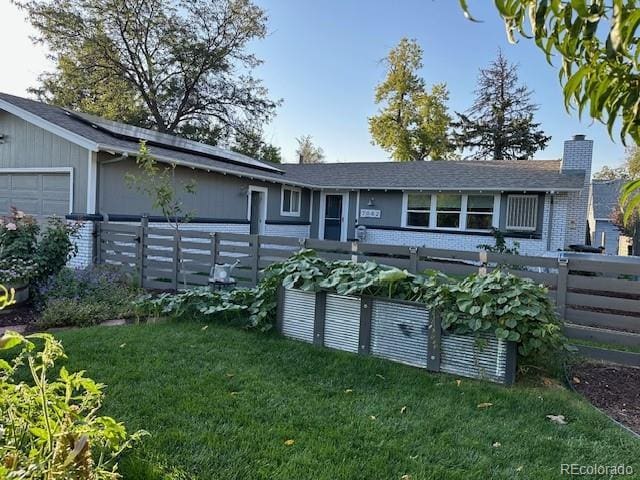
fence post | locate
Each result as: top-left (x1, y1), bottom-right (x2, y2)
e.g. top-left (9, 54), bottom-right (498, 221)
top-left (252, 234), bottom-right (260, 286)
top-left (351, 240), bottom-right (359, 263)
top-left (313, 291), bottom-right (327, 347)
top-left (138, 215), bottom-right (148, 288)
top-left (556, 255), bottom-right (569, 319)
top-left (478, 250), bottom-right (488, 276)
top-left (426, 310), bottom-right (442, 372)
top-left (173, 228), bottom-right (180, 291)
top-left (210, 232), bottom-right (218, 267)
top-left (358, 297), bottom-right (372, 354)
top-left (409, 247), bottom-right (418, 274)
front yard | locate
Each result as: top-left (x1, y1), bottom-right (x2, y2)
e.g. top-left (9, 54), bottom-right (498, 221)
top-left (55, 320), bottom-right (640, 480)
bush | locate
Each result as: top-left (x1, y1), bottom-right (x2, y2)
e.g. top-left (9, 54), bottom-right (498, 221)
top-left (37, 266), bottom-right (140, 328)
top-left (0, 330), bottom-right (147, 478)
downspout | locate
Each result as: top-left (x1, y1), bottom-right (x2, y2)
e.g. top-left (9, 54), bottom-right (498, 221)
top-left (546, 193), bottom-right (555, 251)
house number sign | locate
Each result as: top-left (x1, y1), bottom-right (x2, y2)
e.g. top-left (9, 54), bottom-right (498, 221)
top-left (360, 209), bottom-right (381, 218)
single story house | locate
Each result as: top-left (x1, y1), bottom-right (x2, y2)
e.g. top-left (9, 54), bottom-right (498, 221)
top-left (587, 179), bottom-right (630, 255)
top-left (0, 93), bottom-right (592, 267)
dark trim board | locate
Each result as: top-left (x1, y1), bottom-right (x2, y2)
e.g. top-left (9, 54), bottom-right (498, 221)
top-left (266, 220), bottom-right (311, 226)
top-left (360, 224), bottom-right (542, 240)
top-left (67, 213), bottom-right (249, 224)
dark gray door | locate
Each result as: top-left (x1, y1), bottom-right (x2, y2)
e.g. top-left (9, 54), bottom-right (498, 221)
top-left (324, 194), bottom-right (342, 241)
top-left (249, 191), bottom-right (264, 234)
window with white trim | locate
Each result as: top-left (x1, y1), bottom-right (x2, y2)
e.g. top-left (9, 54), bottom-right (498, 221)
top-left (281, 186), bottom-right (301, 216)
top-left (466, 195), bottom-right (494, 230)
top-left (505, 195), bottom-right (538, 231)
top-left (405, 193), bottom-right (431, 227)
top-left (436, 194), bottom-right (462, 228)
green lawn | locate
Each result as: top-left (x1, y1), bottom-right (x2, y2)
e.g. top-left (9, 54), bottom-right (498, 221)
top-left (53, 321), bottom-right (640, 480)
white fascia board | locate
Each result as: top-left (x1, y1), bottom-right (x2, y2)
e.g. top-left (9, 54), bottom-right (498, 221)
top-left (0, 99), bottom-right (98, 151)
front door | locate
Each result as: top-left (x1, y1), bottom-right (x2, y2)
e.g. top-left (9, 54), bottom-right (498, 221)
top-left (249, 190), bottom-right (265, 234)
top-left (323, 194), bottom-right (343, 240)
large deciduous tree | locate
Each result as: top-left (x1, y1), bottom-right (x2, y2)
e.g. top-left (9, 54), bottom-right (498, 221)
top-left (368, 38), bottom-right (455, 161)
top-left (232, 130), bottom-right (282, 164)
top-left (453, 50), bottom-right (550, 160)
top-left (14, 0), bottom-right (279, 144)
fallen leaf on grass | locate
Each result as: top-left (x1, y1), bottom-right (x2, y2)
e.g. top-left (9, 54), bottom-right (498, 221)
top-left (492, 442), bottom-right (501, 448)
top-left (344, 389), bottom-right (353, 394)
top-left (516, 466), bottom-right (523, 472)
top-left (284, 439), bottom-right (295, 446)
top-left (119, 343), bottom-right (126, 348)
top-left (230, 391), bottom-right (241, 396)
top-left (376, 374), bottom-right (385, 380)
top-left (401, 475), bottom-right (412, 480)
top-left (201, 325), bottom-right (208, 331)
top-left (546, 414), bottom-right (567, 425)
top-left (400, 406), bottom-right (408, 414)
top-left (477, 402), bottom-right (493, 409)
top-left (572, 376), bottom-right (581, 384)
top-left (456, 379), bottom-right (462, 387)
top-left (225, 373), bottom-right (234, 378)
top-left (409, 454), bottom-right (419, 460)
top-left (369, 415), bottom-right (377, 421)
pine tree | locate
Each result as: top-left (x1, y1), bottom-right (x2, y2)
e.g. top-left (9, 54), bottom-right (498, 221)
top-left (368, 38), bottom-right (455, 161)
top-left (453, 50), bottom-right (550, 160)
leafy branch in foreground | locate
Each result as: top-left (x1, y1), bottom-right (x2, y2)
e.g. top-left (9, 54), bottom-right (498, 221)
top-left (461, 1), bottom-right (640, 144)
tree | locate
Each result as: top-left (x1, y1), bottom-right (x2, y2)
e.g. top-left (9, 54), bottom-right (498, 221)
top-left (232, 130), bottom-right (282, 164)
top-left (593, 165), bottom-right (629, 181)
top-left (15, 0), bottom-right (279, 143)
top-left (368, 38), bottom-right (455, 161)
top-left (295, 135), bottom-right (325, 164)
top-left (453, 50), bottom-right (550, 160)
top-left (460, 1), bottom-right (640, 144)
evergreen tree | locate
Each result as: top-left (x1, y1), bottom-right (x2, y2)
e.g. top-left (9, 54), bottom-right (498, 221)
top-left (368, 38), bottom-right (455, 161)
top-left (232, 130), bottom-right (282, 164)
top-left (453, 50), bottom-right (550, 160)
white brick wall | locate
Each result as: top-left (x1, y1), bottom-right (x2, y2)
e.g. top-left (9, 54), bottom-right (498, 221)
top-left (561, 137), bottom-right (593, 247)
top-left (264, 223), bottom-right (310, 238)
top-left (68, 221), bottom-right (94, 268)
top-left (148, 222), bottom-right (250, 234)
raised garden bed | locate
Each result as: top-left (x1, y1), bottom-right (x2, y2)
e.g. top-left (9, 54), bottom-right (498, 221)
top-left (277, 288), bottom-right (517, 385)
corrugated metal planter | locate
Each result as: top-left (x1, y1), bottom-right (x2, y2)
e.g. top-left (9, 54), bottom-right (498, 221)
top-left (277, 288), bottom-right (517, 385)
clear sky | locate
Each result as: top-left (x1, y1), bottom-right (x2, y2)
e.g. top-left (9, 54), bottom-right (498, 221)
top-left (0, 0), bottom-right (628, 172)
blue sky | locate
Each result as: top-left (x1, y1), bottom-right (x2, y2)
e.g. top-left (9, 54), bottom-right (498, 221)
top-left (249, 0), bottom-right (626, 170)
top-left (0, 0), bottom-right (627, 172)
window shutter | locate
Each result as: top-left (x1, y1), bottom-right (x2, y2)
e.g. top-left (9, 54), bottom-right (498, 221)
top-left (506, 195), bottom-right (538, 231)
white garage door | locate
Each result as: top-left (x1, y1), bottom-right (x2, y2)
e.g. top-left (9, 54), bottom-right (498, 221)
top-left (0, 172), bottom-right (71, 223)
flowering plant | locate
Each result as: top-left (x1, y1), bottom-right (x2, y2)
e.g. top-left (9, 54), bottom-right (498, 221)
top-left (0, 207), bottom-right (39, 260)
top-left (0, 257), bottom-right (38, 284)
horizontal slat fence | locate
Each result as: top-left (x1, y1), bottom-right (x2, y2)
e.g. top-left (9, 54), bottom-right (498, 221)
top-left (96, 220), bottom-right (640, 366)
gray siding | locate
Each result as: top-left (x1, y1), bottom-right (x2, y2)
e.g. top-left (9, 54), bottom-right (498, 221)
top-left (0, 111), bottom-right (89, 212)
top-left (355, 191), bottom-right (403, 228)
top-left (98, 155), bottom-right (311, 222)
top-left (593, 220), bottom-right (621, 255)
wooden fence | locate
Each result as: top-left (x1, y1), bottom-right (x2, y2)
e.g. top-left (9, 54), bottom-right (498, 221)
top-left (96, 220), bottom-right (640, 367)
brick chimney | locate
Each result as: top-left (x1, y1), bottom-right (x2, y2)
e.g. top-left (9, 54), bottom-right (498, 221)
top-left (560, 134), bottom-right (593, 173)
top-left (559, 135), bottom-right (594, 248)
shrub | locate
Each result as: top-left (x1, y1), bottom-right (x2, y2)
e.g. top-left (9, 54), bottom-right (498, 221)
top-left (34, 216), bottom-right (80, 283)
top-left (0, 330), bottom-right (147, 478)
top-left (37, 266), bottom-right (140, 328)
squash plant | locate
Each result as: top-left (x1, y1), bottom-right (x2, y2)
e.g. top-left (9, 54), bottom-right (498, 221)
top-left (136, 250), bottom-right (569, 358)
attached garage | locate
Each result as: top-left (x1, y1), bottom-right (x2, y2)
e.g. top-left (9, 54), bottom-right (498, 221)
top-left (0, 169), bottom-right (72, 223)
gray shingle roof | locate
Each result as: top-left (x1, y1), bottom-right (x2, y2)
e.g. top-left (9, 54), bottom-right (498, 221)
top-left (279, 161), bottom-right (585, 191)
top-left (0, 92), bottom-right (586, 191)
top-left (591, 179), bottom-right (624, 219)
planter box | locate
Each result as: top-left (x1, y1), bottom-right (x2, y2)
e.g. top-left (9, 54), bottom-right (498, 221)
top-left (277, 288), bottom-right (517, 385)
